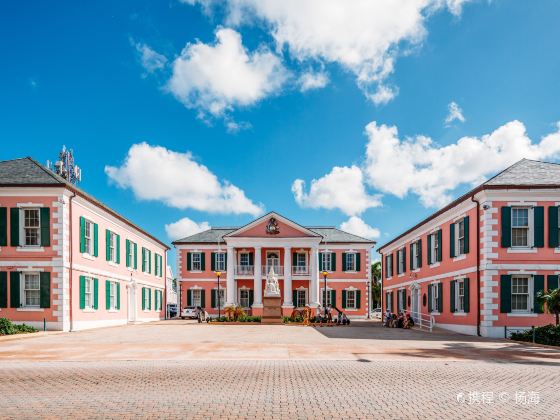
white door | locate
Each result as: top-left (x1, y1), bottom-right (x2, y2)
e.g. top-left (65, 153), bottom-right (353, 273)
top-left (411, 287), bottom-right (419, 322)
top-left (267, 252), bottom-right (280, 271)
top-left (128, 284), bottom-right (136, 322)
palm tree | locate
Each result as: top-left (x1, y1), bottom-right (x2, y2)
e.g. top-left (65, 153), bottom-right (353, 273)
top-left (537, 288), bottom-right (560, 325)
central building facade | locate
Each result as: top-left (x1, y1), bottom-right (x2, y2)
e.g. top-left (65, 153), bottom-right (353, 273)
top-left (173, 212), bottom-right (375, 317)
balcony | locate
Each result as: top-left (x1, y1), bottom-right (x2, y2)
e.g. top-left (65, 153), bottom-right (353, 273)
top-left (262, 265), bottom-right (284, 276)
top-left (292, 265), bottom-right (310, 276)
top-left (235, 265), bottom-right (254, 276)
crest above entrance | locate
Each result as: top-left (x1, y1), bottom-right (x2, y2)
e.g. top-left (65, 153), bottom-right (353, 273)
top-left (265, 217), bottom-right (280, 235)
top-left (224, 212), bottom-right (322, 238)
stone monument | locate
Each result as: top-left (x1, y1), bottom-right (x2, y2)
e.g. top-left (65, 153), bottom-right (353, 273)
top-left (262, 267), bottom-right (282, 324)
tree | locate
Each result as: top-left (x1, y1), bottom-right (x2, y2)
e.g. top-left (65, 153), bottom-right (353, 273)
top-left (537, 288), bottom-right (560, 326)
top-left (370, 262), bottom-right (381, 308)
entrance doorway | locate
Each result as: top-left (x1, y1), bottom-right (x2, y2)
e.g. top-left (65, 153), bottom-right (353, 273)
top-left (410, 284), bottom-right (420, 323)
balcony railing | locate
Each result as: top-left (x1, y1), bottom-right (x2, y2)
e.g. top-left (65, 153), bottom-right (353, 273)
top-left (292, 265), bottom-right (310, 275)
top-left (235, 265), bottom-right (254, 275)
top-left (262, 265), bottom-right (283, 276)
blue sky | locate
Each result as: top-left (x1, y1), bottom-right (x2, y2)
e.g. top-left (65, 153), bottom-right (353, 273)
top-left (1, 1), bottom-right (560, 270)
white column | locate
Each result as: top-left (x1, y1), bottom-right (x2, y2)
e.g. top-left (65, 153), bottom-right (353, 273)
top-left (226, 245), bottom-right (235, 306)
top-left (253, 246), bottom-right (262, 307)
top-left (283, 246), bottom-right (293, 307)
top-left (310, 246), bottom-right (319, 307)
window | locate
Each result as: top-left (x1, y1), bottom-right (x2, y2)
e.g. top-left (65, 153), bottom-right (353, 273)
top-left (84, 219), bottom-right (94, 255)
top-left (457, 219), bottom-right (465, 255)
top-left (192, 253), bottom-right (202, 271)
top-left (109, 281), bottom-right (117, 310)
top-left (411, 242), bottom-right (418, 270)
top-left (296, 289), bottom-right (307, 308)
top-left (85, 277), bottom-right (94, 309)
top-left (215, 253), bottom-right (226, 271)
top-left (398, 289), bottom-right (404, 312)
top-left (322, 253), bottom-right (332, 271)
top-left (144, 288), bottom-right (151, 310)
top-left (386, 255), bottom-right (393, 278)
top-left (127, 241), bottom-right (134, 268)
top-left (431, 283), bottom-right (439, 313)
top-left (23, 208), bottom-right (40, 246)
top-left (430, 233), bottom-right (438, 264)
top-left (511, 276), bottom-right (530, 312)
top-left (143, 248), bottom-right (151, 273)
top-left (321, 289), bottom-right (333, 306)
top-left (239, 289), bottom-right (250, 308)
top-left (386, 292), bottom-right (392, 311)
top-left (108, 231), bottom-right (117, 263)
top-left (397, 249), bottom-right (405, 274)
top-left (511, 208), bottom-right (529, 247)
top-left (346, 290), bottom-right (357, 309)
top-left (192, 289), bottom-right (202, 307)
top-left (239, 253), bottom-right (250, 266)
top-left (215, 289), bottom-right (225, 309)
top-left (456, 279), bottom-right (465, 312)
top-left (23, 273), bottom-right (40, 307)
top-left (346, 253), bottom-right (356, 271)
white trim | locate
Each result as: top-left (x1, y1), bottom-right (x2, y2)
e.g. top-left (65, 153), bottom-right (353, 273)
top-left (225, 212), bottom-right (321, 238)
top-left (72, 263), bottom-right (164, 289)
top-left (82, 253), bottom-right (95, 261)
top-left (507, 248), bottom-right (537, 253)
top-left (507, 313), bottom-right (538, 317)
top-left (16, 247), bottom-right (44, 252)
top-left (17, 202), bottom-right (45, 208)
top-left (452, 254), bottom-right (466, 262)
top-left (383, 266), bottom-right (477, 291)
top-left (452, 312), bottom-right (467, 317)
top-left (16, 307), bottom-right (44, 312)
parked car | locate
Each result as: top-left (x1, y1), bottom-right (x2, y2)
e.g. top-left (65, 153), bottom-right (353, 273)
top-left (167, 304), bottom-right (178, 318)
top-left (371, 308), bottom-right (382, 319)
top-left (181, 306), bottom-right (197, 319)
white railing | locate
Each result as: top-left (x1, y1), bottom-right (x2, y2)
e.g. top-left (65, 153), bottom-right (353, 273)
top-left (262, 265), bottom-right (283, 276)
top-left (235, 265), bottom-right (254, 275)
top-left (292, 266), bottom-right (310, 275)
top-left (410, 311), bottom-right (435, 332)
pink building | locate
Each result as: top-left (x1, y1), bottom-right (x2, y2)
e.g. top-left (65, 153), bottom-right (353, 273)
top-left (173, 212), bottom-right (375, 318)
top-left (378, 159), bottom-right (560, 337)
top-left (0, 158), bottom-right (168, 331)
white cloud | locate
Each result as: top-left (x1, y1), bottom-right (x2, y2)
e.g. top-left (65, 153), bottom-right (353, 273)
top-left (165, 217), bottom-right (210, 240)
top-left (367, 84), bottom-right (398, 106)
top-left (298, 70), bottom-right (329, 92)
top-left (135, 43), bottom-right (167, 73)
top-left (292, 165), bottom-right (382, 216)
top-left (167, 28), bottom-right (288, 117)
top-left (339, 216), bottom-right (380, 240)
top-left (105, 142), bottom-right (264, 216)
top-left (186, 0), bottom-right (471, 105)
top-left (445, 101), bottom-right (466, 125)
top-left (363, 120), bottom-right (560, 208)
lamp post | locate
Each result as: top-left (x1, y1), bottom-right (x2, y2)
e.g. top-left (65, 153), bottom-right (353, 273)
top-left (215, 271), bottom-right (222, 319)
top-left (322, 270), bottom-right (328, 317)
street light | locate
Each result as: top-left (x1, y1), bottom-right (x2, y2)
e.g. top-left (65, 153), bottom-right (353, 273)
top-left (322, 270), bottom-right (328, 317)
top-left (215, 270), bottom-right (222, 319)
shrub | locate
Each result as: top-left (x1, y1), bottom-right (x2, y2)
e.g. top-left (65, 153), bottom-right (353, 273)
top-left (0, 318), bottom-right (38, 335)
top-left (510, 324), bottom-right (560, 347)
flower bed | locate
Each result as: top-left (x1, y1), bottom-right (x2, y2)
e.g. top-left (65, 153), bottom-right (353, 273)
top-left (510, 324), bottom-right (560, 347)
top-left (0, 318), bottom-right (38, 336)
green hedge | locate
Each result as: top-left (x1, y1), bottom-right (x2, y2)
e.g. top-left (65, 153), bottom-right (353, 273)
top-left (210, 315), bottom-right (261, 323)
top-left (510, 324), bottom-right (560, 347)
top-left (0, 318), bottom-right (38, 335)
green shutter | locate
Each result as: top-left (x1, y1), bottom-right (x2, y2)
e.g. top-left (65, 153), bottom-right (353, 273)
top-left (427, 234), bottom-right (432, 265)
top-left (10, 271), bottom-right (20, 308)
top-left (501, 207), bottom-right (511, 248)
top-left (341, 290), bottom-right (347, 309)
top-left (390, 255), bottom-right (394, 276)
top-left (385, 255), bottom-right (389, 278)
top-left (292, 290), bottom-right (297, 307)
top-left (126, 240), bottom-right (130, 267)
top-left (116, 235), bottom-right (120, 264)
top-left (437, 283), bottom-right (443, 313)
top-left (133, 243), bottom-right (138, 269)
top-left (292, 252), bottom-right (297, 267)
top-left (402, 247), bottom-right (406, 273)
top-left (93, 278), bottom-right (99, 310)
top-left (331, 290), bottom-right (336, 307)
top-left (331, 252), bottom-right (336, 271)
top-left (356, 290), bottom-right (361, 309)
top-left (142, 287), bottom-right (146, 310)
top-left (548, 206), bottom-right (559, 248)
top-left (341, 252), bottom-right (347, 272)
top-left (39, 272), bottom-right (50, 308)
top-left (409, 244), bottom-right (414, 269)
top-left (548, 275), bottom-right (559, 291)
top-left (149, 250), bottom-right (152, 273)
top-left (200, 290), bottom-right (205, 308)
top-left (463, 216), bottom-right (470, 254)
top-left (0, 207), bottom-right (7, 246)
top-left (437, 229), bottom-right (443, 262)
top-left (40, 207), bottom-right (50, 246)
top-left (10, 208), bottom-right (19, 246)
top-left (463, 278), bottom-right (470, 313)
top-left (79, 217), bottom-right (86, 253)
top-left (105, 230), bottom-right (111, 261)
top-left (534, 275), bottom-right (544, 313)
top-left (356, 252), bottom-right (361, 272)
top-left (148, 289), bottom-right (152, 310)
top-left (500, 275), bottom-right (511, 313)
top-left (93, 223), bottom-right (98, 257)
top-left (79, 276), bottom-right (86, 309)
top-left (534, 206), bottom-right (544, 248)
top-left (116, 282), bottom-right (120, 310)
top-left (449, 223), bottom-right (455, 258)
top-left (186, 252), bottom-right (191, 271)
top-left (249, 252), bottom-right (254, 266)
top-left (142, 248), bottom-right (146, 272)
top-left (200, 253), bottom-right (205, 271)
top-left (417, 240), bottom-right (422, 268)
top-left (211, 253), bottom-right (216, 271)
top-left (0, 272), bottom-right (7, 308)
top-left (428, 284), bottom-right (432, 312)
top-left (450, 280), bottom-right (456, 313)
top-left (211, 289), bottom-right (216, 308)
top-left (318, 253), bottom-right (324, 271)
top-left (106, 280), bottom-right (111, 310)
top-left (187, 289), bottom-right (192, 307)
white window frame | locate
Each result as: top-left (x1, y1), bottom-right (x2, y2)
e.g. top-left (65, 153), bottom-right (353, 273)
top-left (431, 283), bottom-right (440, 313)
top-left (84, 219), bottom-right (94, 255)
top-left (239, 252), bottom-right (250, 266)
top-left (191, 288), bottom-right (202, 307)
top-left (346, 253), bottom-right (357, 272)
top-left (239, 288), bottom-right (250, 308)
top-left (296, 289), bottom-right (307, 308)
top-left (127, 241), bottom-right (134, 268)
top-left (143, 249), bottom-right (150, 272)
top-left (455, 278), bottom-right (465, 313)
top-left (397, 249), bottom-right (405, 274)
top-left (511, 276), bottom-right (532, 313)
top-left (21, 208), bottom-right (41, 247)
top-left (386, 255), bottom-right (393, 278)
top-left (321, 288), bottom-right (333, 306)
top-left (215, 252), bottom-right (226, 271)
top-left (346, 289), bottom-right (357, 309)
top-left (455, 219), bottom-right (465, 256)
top-left (214, 288), bottom-right (225, 309)
top-left (144, 287), bottom-right (150, 310)
top-left (322, 252), bottom-right (332, 272)
top-left (191, 252), bottom-right (202, 272)
top-left (411, 242), bottom-right (418, 270)
top-left (386, 292), bottom-right (392, 311)
top-left (22, 272), bottom-right (40, 308)
top-left (398, 289), bottom-right (404, 312)
top-left (85, 277), bottom-right (94, 310)
top-left (108, 281), bottom-right (117, 310)
top-left (430, 233), bottom-right (439, 264)
top-left (108, 231), bottom-right (117, 263)
top-left (511, 207), bottom-right (533, 248)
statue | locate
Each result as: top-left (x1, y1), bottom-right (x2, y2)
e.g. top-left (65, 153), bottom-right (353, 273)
top-left (264, 266), bottom-right (281, 297)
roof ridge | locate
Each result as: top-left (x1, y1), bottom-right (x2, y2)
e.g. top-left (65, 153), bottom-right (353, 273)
top-left (26, 157), bottom-right (67, 184)
top-left (482, 158), bottom-right (524, 185)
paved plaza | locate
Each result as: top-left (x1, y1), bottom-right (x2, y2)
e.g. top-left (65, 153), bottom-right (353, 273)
top-left (1, 321), bottom-right (559, 419)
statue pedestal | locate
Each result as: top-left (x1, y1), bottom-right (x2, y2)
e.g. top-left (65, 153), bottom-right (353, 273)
top-left (262, 296), bottom-right (283, 324)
